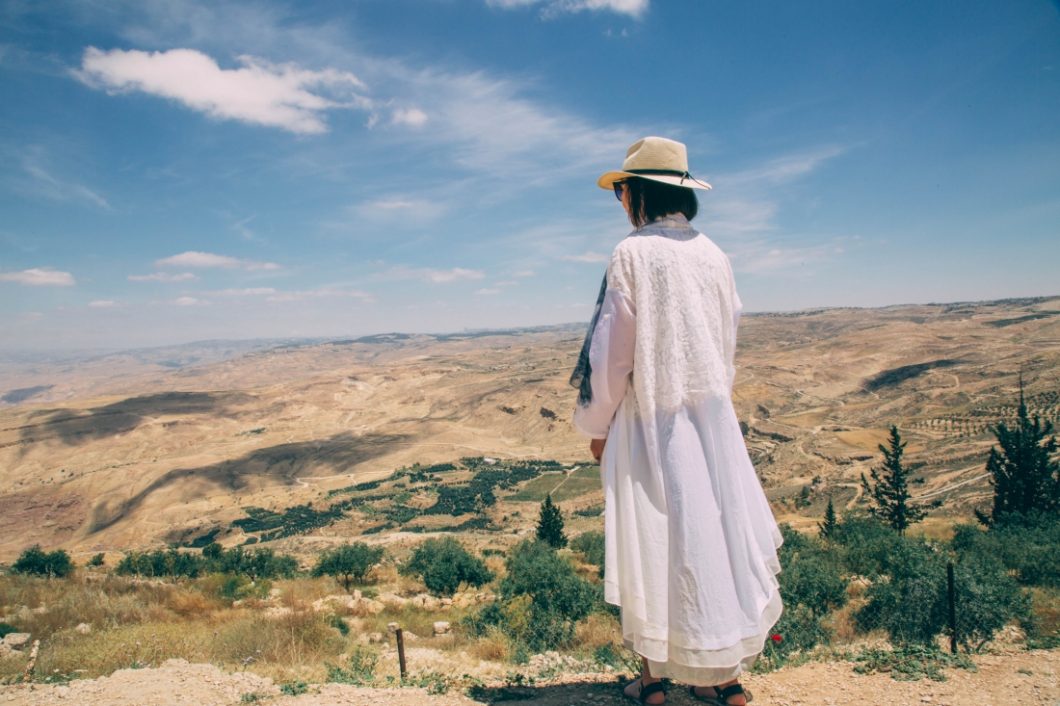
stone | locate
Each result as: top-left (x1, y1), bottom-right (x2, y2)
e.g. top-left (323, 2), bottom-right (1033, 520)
top-left (433, 621), bottom-right (451, 636)
top-left (2, 633), bottom-right (31, 650)
top-left (74, 623), bottom-right (91, 635)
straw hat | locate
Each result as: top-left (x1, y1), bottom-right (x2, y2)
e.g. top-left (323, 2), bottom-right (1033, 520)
top-left (597, 136), bottom-right (711, 191)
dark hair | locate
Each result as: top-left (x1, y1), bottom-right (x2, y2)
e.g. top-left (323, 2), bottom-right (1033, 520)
top-left (624, 177), bottom-right (698, 228)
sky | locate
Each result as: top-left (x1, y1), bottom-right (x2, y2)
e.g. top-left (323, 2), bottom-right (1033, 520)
top-left (1, 0), bottom-right (1058, 352)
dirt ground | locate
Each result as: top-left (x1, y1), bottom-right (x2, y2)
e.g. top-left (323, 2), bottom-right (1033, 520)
top-left (2, 649), bottom-right (1057, 706)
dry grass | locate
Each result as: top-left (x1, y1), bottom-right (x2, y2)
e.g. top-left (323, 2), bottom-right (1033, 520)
top-left (573, 612), bottom-right (621, 654)
top-left (1029, 586), bottom-right (1060, 638)
top-left (465, 625), bottom-right (511, 662)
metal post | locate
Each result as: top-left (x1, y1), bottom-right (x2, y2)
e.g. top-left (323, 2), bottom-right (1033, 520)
top-left (947, 562), bottom-right (957, 654)
top-left (396, 627), bottom-right (408, 679)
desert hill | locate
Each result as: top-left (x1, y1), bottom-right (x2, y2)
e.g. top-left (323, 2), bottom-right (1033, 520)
top-left (0, 297), bottom-right (1057, 561)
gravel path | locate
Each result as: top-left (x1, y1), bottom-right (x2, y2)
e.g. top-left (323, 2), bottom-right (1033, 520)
top-left (1, 650), bottom-right (1057, 705)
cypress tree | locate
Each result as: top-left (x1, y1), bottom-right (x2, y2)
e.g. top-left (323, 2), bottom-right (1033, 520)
top-left (976, 377), bottom-right (1059, 526)
top-left (536, 493), bottom-right (568, 548)
top-left (860, 425), bottom-right (925, 535)
top-left (819, 496), bottom-right (839, 540)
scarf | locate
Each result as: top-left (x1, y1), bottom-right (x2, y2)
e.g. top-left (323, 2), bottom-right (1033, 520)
top-left (569, 273), bottom-right (608, 405)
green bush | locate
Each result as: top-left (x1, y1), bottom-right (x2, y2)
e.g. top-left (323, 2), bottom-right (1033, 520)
top-left (950, 551), bottom-right (1032, 651)
top-left (467, 539), bottom-right (597, 653)
top-left (756, 604), bottom-right (828, 670)
top-left (313, 543), bottom-right (384, 592)
top-left (831, 515), bottom-right (904, 577)
top-left (855, 539), bottom-right (947, 645)
top-left (952, 517), bottom-right (1060, 586)
top-left (12, 545), bottom-right (73, 578)
top-left (401, 537), bottom-right (492, 597)
top-left (570, 531), bottom-right (604, 577)
top-left (778, 527), bottom-right (848, 618)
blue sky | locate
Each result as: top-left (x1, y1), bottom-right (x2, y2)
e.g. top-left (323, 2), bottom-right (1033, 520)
top-left (1, 0), bottom-right (1058, 351)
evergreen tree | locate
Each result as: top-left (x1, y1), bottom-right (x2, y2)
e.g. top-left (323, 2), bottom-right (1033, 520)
top-left (536, 493), bottom-right (568, 548)
top-left (976, 377), bottom-right (1059, 526)
top-left (818, 496), bottom-right (838, 540)
top-left (313, 543), bottom-right (384, 592)
top-left (860, 425), bottom-right (925, 535)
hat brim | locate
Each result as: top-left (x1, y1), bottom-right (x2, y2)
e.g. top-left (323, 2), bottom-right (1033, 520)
top-left (597, 170), bottom-right (712, 191)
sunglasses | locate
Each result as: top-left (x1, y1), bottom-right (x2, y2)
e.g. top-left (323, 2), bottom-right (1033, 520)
top-left (613, 181), bottom-right (626, 201)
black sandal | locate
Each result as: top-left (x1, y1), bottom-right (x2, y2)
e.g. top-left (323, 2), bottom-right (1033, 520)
top-left (689, 682), bottom-right (753, 704)
top-left (624, 678), bottom-right (667, 704)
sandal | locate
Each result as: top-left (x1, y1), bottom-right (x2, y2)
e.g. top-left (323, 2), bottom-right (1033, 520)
top-left (688, 682), bottom-right (753, 705)
top-left (624, 678), bottom-right (667, 704)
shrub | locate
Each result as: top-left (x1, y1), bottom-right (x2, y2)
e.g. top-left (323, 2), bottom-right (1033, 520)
top-left (855, 539), bottom-right (947, 645)
top-left (756, 604), bottom-right (828, 670)
top-left (313, 543), bottom-right (384, 592)
top-left (778, 528), bottom-right (848, 618)
top-left (401, 538), bottom-right (492, 597)
top-left (570, 531), bottom-right (604, 578)
top-left (950, 551), bottom-right (1032, 651)
top-left (831, 515), bottom-right (904, 577)
top-left (952, 516), bottom-right (1060, 586)
top-left (467, 539), bottom-right (597, 653)
top-left (87, 553), bottom-right (105, 567)
top-left (12, 545), bottom-right (73, 578)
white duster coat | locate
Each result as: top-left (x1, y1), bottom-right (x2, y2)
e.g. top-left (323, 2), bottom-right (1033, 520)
top-left (573, 214), bottom-right (783, 684)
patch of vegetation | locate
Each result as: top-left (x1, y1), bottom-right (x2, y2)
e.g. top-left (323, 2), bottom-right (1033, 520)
top-left (851, 644), bottom-right (976, 681)
top-left (12, 545), bottom-right (73, 578)
top-left (401, 537), bottom-right (493, 596)
top-left (312, 543), bottom-right (385, 592)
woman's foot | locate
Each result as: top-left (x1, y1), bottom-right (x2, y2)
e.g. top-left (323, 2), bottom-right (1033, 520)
top-left (623, 676), bottom-right (666, 704)
top-left (690, 679), bottom-right (750, 705)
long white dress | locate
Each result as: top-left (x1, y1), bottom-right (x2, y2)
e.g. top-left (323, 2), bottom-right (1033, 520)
top-left (572, 213), bottom-right (783, 685)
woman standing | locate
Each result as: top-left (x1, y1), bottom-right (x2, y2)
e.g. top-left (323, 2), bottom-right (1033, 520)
top-left (571, 137), bottom-right (783, 705)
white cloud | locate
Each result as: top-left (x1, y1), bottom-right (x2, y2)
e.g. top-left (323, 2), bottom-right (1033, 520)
top-left (351, 196), bottom-right (447, 226)
top-left (88, 299), bottom-right (119, 308)
top-left (475, 287), bottom-right (502, 296)
top-left (76, 47), bottom-right (371, 134)
top-left (379, 265), bottom-right (486, 284)
top-left (173, 296), bottom-right (207, 306)
top-left (209, 287), bottom-right (277, 296)
top-left (128, 271), bottom-right (199, 282)
top-left (391, 107), bottom-right (428, 127)
top-left (723, 146), bottom-right (845, 187)
top-left (0, 267), bottom-right (76, 286)
top-left (559, 251), bottom-right (609, 264)
top-left (155, 251), bottom-right (280, 270)
top-left (487, 0), bottom-right (648, 18)
top-left (265, 287), bottom-right (374, 303)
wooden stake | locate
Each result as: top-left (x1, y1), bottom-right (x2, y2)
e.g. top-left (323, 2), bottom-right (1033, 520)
top-left (396, 627), bottom-right (407, 680)
top-left (947, 561), bottom-right (958, 654)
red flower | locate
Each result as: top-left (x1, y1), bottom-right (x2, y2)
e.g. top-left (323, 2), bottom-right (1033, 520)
top-left (770, 634), bottom-right (782, 643)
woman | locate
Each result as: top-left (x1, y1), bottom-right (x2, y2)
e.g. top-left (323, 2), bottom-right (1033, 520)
top-left (571, 137), bottom-right (783, 705)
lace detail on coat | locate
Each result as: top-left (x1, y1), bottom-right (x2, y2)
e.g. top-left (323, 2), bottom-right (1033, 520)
top-left (608, 214), bottom-right (741, 415)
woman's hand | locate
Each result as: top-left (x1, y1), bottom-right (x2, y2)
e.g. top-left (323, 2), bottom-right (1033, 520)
top-left (590, 437), bottom-right (606, 462)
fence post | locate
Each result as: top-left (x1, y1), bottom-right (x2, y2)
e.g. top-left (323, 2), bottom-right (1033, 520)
top-left (947, 561), bottom-right (957, 654)
top-left (396, 627), bottom-right (408, 680)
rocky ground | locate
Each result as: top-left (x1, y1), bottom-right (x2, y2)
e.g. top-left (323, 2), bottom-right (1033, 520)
top-left (1, 649), bottom-right (1056, 706)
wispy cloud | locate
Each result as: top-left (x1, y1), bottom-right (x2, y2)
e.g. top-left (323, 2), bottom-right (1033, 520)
top-left (390, 107), bottom-right (428, 127)
top-left (265, 287), bottom-right (374, 303)
top-left (0, 267), bottom-right (76, 286)
top-left (486, 0), bottom-right (648, 19)
top-left (76, 47), bottom-right (371, 134)
top-left (558, 251), bottom-right (609, 264)
top-left (19, 151), bottom-right (111, 210)
top-left (88, 299), bottom-right (119, 308)
top-left (155, 251), bottom-right (280, 270)
top-left (722, 145), bottom-right (845, 187)
top-left (208, 287), bottom-right (277, 296)
top-left (378, 265), bottom-right (486, 284)
top-left (173, 296), bottom-right (208, 306)
top-left (128, 271), bottom-right (199, 282)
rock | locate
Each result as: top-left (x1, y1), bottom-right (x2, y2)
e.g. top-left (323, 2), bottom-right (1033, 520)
top-left (352, 589), bottom-right (362, 600)
top-left (433, 621), bottom-right (451, 636)
top-left (74, 623), bottom-right (91, 635)
top-left (387, 622), bottom-right (400, 634)
top-left (2, 633), bottom-right (31, 650)
top-left (268, 588), bottom-right (282, 600)
top-left (368, 632), bottom-right (385, 644)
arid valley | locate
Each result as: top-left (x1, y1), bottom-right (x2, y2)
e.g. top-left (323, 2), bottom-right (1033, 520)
top-left (1, 296), bottom-right (1058, 705)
